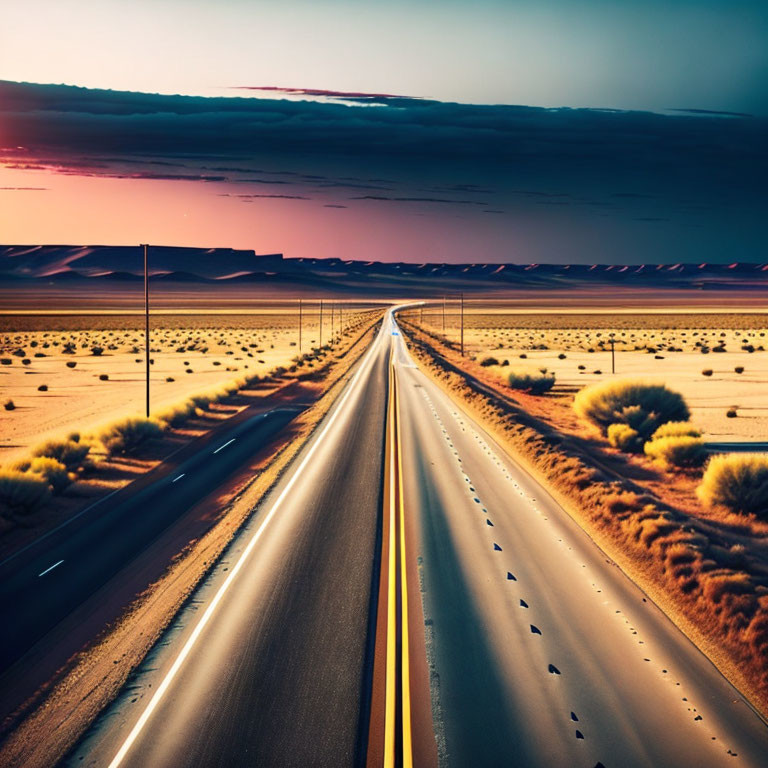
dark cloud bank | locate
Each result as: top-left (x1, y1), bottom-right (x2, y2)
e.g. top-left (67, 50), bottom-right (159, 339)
top-left (1, 80), bottom-right (766, 263)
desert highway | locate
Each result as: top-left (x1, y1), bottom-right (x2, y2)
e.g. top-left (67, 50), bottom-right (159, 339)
top-left (67, 309), bottom-right (768, 767)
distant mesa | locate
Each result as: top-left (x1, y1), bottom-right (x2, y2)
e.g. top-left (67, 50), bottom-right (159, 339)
top-left (0, 245), bottom-right (767, 298)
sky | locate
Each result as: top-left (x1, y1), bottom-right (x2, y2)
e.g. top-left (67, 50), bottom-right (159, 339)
top-left (1, 0), bottom-right (767, 263)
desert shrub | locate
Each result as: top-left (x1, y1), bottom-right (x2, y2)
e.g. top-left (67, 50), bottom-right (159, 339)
top-left (697, 454), bottom-right (768, 518)
top-left (726, 408), bottom-right (738, 418)
top-left (99, 374), bottom-right (109, 381)
top-left (480, 356), bottom-right (499, 367)
top-left (66, 361), bottom-right (77, 369)
top-left (96, 417), bottom-right (162, 456)
top-left (650, 421), bottom-right (701, 441)
top-left (90, 346), bottom-right (104, 356)
top-left (507, 370), bottom-right (555, 395)
top-left (27, 457), bottom-right (72, 493)
top-left (735, 366), bottom-right (744, 374)
top-left (190, 393), bottom-right (213, 410)
top-left (573, 379), bottom-right (689, 440)
top-left (644, 435), bottom-right (707, 470)
top-left (702, 369), bottom-right (713, 377)
top-left (153, 400), bottom-right (197, 428)
top-left (0, 470), bottom-right (51, 516)
top-left (37, 384), bottom-right (48, 391)
top-left (1, 358), bottom-right (11, 365)
top-left (4, 399), bottom-right (15, 411)
top-left (166, 376), bottom-right (175, 382)
top-left (31, 438), bottom-right (90, 470)
top-left (607, 423), bottom-right (643, 452)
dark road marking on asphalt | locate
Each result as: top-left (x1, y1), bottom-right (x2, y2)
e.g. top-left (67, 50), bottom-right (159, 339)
top-left (548, 664), bottom-right (561, 675)
top-left (530, 625), bottom-right (541, 635)
top-left (486, 519), bottom-right (494, 526)
top-left (576, 730), bottom-right (584, 740)
top-left (507, 572), bottom-right (516, 580)
top-left (493, 543), bottom-right (502, 551)
top-left (520, 599), bottom-right (528, 607)
top-left (38, 559), bottom-right (64, 577)
top-left (571, 711), bottom-right (579, 721)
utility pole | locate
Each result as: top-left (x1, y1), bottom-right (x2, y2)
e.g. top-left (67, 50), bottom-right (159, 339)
top-left (319, 299), bottom-right (323, 347)
top-left (299, 298), bottom-right (302, 353)
top-left (460, 292), bottom-right (464, 356)
top-left (610, 335), bottom-right (616, 374)
top-left (142, 243), bottom-right (150, 418)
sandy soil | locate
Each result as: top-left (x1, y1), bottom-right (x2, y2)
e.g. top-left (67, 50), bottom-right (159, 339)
top-left (0, 311), bottom-right (369, 463)
top-left (418, 312), bottom-right (768, 442)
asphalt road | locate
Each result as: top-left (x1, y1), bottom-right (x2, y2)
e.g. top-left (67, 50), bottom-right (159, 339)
top-left (0, 406), bottom-right (302, 674)
top-left (69, 314), bottom-right (394, 768)
top-left (391, 321), bottom-right (768, 767)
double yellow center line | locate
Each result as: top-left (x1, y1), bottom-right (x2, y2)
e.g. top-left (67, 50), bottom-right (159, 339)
top-left (383, 356), bottom-right (413, 768)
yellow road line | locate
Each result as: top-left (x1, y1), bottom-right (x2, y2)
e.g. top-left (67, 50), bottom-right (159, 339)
top-left (395, 365), bottom-right (414, 768)
top-left (384, 359), bottom-right (397, 768)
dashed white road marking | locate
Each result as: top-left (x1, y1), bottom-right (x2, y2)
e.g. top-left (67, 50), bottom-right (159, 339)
top-left (38, 560), bottom-right (64, 577)
top-left (213, 438), bottom-right (236, 454)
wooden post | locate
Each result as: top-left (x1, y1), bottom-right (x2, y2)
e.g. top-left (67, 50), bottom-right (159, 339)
top-left (143, 244), bottom-right (150, 418)
top-left (319, 299), bottom-right (323, 347)
top-left (299, 298), bottom-right (302, 353)
top-left (442, 295), bottom-right (446, 333)
top-left (460, 292), bottom-right (464, 356)
top-left (610, 337), bottom-right (616, 374)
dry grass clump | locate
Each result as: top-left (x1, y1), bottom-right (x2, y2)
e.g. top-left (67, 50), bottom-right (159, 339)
top-left (698, 454), bottom-right (768, 518)
top-left (650, 421), bottom-right (701, 440)
top-left (96, 417), bottom-right (163, 456)
top-left (573, 379), bottom-right (689, 441)
top-left (24, 457), bottom-right (72, 494)
top-left (506, 369), bottom-right (555, 395)
top-left (644, 435), bottom-right (707, 470)
top-left (31, 437), bottom-right (90, 471)
top-left (152, 401), bottom-right (198, 429)
top-left (0, 470), bottom-right (51, 516)
top-left (607, 423), bottom-right (643, 452)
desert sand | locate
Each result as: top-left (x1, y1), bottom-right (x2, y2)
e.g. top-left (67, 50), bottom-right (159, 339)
top-left (0, 310), bottom-right (366, 463)
top-left (421, 311), bottom-right (768, 442)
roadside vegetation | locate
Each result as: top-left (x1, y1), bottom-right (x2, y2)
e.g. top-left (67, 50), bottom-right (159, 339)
top-left (698, 454), bottom-right (768, 517)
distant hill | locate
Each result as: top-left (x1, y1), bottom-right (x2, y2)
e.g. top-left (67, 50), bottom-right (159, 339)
top-left (1, 245), bottom-right (767, 301)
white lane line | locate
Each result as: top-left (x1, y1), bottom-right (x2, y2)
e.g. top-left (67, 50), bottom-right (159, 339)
top-left (38, 559), bottom-right (64, 577)
top-left (107, 313), bottom-right (388, 768)
top-left (172, 474), bottom-right (185, 483)
top-left (213, 438), bottom-right (236, 454)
